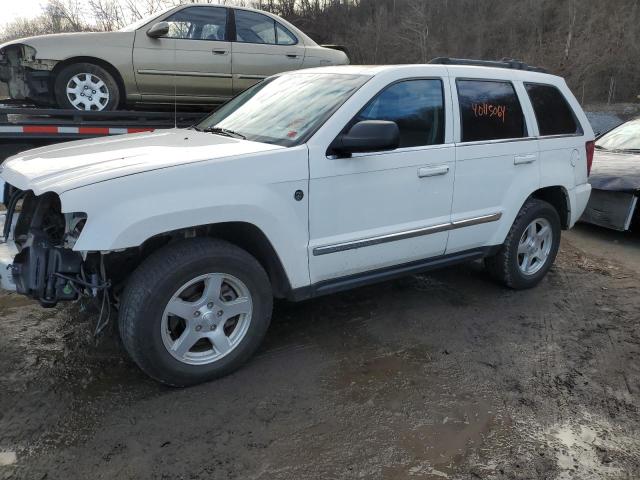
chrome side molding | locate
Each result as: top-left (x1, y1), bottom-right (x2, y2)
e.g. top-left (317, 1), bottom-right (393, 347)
top-left (313, 212), bottom-right (502, 256)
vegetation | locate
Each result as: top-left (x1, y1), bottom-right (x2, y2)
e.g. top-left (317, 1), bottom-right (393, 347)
top-left (1, 0), bottom-right (639, 103)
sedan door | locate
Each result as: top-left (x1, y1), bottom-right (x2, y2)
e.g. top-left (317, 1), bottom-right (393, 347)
top-left (133, 6), bottom-right (232, 103)
top-left (231, 9), bottom-right (304, 94)
top-left (308, 77), bottom-right (456, 284)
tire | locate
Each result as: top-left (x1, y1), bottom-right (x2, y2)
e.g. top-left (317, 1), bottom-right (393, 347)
top-left (118, 238), bottom-right (273, 387)
top-left (485, 198), bottom-right (561, 290)
top-left (54, 62), bottom-right (120, 111)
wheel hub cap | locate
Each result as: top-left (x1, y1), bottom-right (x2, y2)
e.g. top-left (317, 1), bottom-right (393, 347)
top-left (66, 73), bottom-right (110, 111)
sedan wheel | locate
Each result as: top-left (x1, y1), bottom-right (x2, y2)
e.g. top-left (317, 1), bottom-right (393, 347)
top-left (66, 73), bottom-right (110, 111)
top-left (54, 62), bottom-right (120, 111)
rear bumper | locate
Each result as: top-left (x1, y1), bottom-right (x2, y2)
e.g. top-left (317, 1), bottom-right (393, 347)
top-left (0, 214), bottom-right (18, 292)
top-left (569, 183), bottom-right (592, 227)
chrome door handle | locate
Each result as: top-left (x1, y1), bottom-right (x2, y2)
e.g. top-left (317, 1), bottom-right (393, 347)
top-left (514, 154), bottom-right (537, 165)
top-left (417, 165), bottom-right (449, 178)
top-left (212, 50), bottom-right (228, 55)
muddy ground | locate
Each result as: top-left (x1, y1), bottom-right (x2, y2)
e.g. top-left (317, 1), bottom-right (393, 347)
top-left (0, 225), bottom-right (639, 480)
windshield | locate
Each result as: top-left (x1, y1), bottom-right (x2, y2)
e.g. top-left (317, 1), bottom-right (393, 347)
top-left (596, 119), bottom-right (640, 152)
top-left (119, 8), bottom-right (173, 32)
top-left (195, 73), bottom-right (369, 146)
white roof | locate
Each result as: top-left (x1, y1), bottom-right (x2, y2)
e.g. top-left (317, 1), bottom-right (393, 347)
top-left (291, 64), bottom-right (562, 83)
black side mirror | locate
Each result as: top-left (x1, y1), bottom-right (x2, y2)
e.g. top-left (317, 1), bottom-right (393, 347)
top-left (329, 120), bottom-right (400, 157)
top-left (147, 21), bottom-right (170, 38)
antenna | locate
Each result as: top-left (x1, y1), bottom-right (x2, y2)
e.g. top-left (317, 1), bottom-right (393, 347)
top-left (174, 38), bottom-right (177, 129)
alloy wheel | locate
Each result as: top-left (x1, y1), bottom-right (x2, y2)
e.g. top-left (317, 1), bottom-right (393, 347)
top-left (161, 273), bottom-right (253, 365)
top-left (517, 217), bottom-right (553, 275)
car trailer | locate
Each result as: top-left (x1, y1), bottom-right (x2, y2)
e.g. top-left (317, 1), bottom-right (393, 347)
top-left (0, 103), bottom-right (205, 203)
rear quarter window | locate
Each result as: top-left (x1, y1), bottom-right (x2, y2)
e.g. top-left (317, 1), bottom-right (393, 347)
top-left (457, 79), bottom-right (527, 142)
top-left (525, 83), bottom-right (583, 136)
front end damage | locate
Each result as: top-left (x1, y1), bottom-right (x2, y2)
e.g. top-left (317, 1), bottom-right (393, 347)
top-left (1, 186), bottom-right (103, 307)
top-left (0, 43), bottom-right (57, 105)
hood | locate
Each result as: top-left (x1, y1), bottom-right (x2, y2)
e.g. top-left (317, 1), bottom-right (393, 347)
top-left (589, 150), bottom-right (640, 193)
top-left (0, 31), bottom-right (133, 57)
top-left (0, 129), bottom-right (284, 195)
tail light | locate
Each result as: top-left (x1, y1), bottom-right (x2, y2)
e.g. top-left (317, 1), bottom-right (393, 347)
top-left (585, 140), bottom-right (595, 176)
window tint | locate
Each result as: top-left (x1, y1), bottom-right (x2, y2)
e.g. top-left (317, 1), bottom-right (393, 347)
top-left (276, 23), bottom-right (297, 45)
top-left (354, 79), bottom-right (445, 148)
top-left (525, 83), bottom-right (581, 136)
top-left (457, 80), bottom-right (526, 142)
top-left (164, 6), bottom-right (227, 41)
top-left (235, 10), bottom-right (297, 45)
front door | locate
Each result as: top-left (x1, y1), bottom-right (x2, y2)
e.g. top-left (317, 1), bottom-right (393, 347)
top-left (308, 78), bottom-right (456, 284)
top-left (231, 9), bottom-right (304, 94)
top-left (133, 6), bottom-right (232, 102)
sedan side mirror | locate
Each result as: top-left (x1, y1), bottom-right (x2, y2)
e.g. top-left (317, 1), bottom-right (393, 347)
top-left (329, 120), bottom-right (400, 157)
top-left (147, 21), bottom-right (170, 38)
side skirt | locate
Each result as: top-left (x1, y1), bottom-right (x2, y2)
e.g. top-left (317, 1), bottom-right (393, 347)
top-left (288, 246), bottom-right (500, 301)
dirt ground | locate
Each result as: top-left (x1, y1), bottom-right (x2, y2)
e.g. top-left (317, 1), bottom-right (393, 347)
top-left (0, 225), bottom-right (639, 480)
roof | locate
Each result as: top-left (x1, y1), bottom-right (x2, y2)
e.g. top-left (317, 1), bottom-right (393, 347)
top-left (287, 64), bottom-right (562, 82)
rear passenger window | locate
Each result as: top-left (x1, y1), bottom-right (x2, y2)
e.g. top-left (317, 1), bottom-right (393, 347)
top-left (355, 79), bottom-right (445, 148)
top-left (457, 79), bottom-right (526, 142)
top-left (525, 83), bottom-right (582, 136)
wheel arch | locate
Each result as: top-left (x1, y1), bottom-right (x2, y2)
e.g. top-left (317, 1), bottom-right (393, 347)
top-left (531, 186), bottom-right (570, 229)
top-left (136, 222), bottom-right (293, 299)
top-left (51, 56), bottom-right (127, 107)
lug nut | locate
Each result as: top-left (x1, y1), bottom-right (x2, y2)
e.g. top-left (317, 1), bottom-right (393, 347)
top-left (217, 310), bottom-right (223, 317)
top-left (194, 311), bottom-right (201, 317)
top-left (207, 302), bottom-right (214, 308)
top-left (195, 325), bottom-right (202, 331)
top-left (210, 325), bottom-right (216, 331)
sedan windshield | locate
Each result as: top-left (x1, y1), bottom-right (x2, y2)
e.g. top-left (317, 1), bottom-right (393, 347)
top-left (596, 119), bottom-right (640, 152)
top-left (195, 73), bottom-right (369, 146)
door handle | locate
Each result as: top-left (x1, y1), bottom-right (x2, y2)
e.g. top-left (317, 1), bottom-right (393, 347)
top-left (212, 49), bottom-right (228, 55)
top-left (286, 54), bottom-right (299, 58)
top-left (514, 154), bottom-right (537, 165)
top-left (417, 165), bottom-right (449, 178)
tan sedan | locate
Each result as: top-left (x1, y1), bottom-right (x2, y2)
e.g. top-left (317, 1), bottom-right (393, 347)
top-left (0, 5), bottom-right (349, 111)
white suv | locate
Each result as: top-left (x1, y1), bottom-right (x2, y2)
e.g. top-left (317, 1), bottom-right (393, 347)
top-left (0, 59), bottom-right (593, 386)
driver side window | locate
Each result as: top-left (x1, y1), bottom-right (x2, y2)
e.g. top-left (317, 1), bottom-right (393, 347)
top-left (355, 79), bottom-right (445, 148)
top-left (163, 6), bottom-right (227, 41)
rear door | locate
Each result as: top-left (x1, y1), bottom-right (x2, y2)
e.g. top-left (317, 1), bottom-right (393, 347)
top-left (133, 6), bottom-right (232, 102)
top-left (231, 9), bottom-right (304, 94)
top-left (447, 75), bottom-right (540, 253)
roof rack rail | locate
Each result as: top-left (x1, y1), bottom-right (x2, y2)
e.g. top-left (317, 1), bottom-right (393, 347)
top-left (428, 57), bottom-right (548, 74)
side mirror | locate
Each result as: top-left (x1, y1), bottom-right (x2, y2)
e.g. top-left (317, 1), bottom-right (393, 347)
top-left (329, 120), bottom-right (400, 156)
top-left (147, 21), bottom-right (170, 38)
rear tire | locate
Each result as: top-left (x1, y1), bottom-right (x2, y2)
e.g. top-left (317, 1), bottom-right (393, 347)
top-left (118, 238), bottom-right (273, 387)
top-left (54, 62), bottom-right (120, 111)
top-left (485, 198), bottom-right (561, 289)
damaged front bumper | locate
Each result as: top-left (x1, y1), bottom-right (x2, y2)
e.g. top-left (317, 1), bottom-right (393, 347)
top-left (0, 213), bottom-right (18, 291)
top-left (0, 44), bottom-right (56, 105)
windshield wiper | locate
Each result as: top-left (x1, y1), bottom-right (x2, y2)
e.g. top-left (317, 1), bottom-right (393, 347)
top-left (594, 144), bottom-right (607, 150)
top-left (201, 127), bottom-right (246, 139)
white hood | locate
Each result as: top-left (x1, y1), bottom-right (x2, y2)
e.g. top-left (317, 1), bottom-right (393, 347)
top-left (0, 129), bottom-right (284, 195)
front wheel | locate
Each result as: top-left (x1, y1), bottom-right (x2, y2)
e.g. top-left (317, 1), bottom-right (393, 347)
top-left (485, 198), bottom-right (561, 289)
top-left (118, 238), bottom-right (273, 387)
top-left (54, 62), bottom-right (120, 111)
